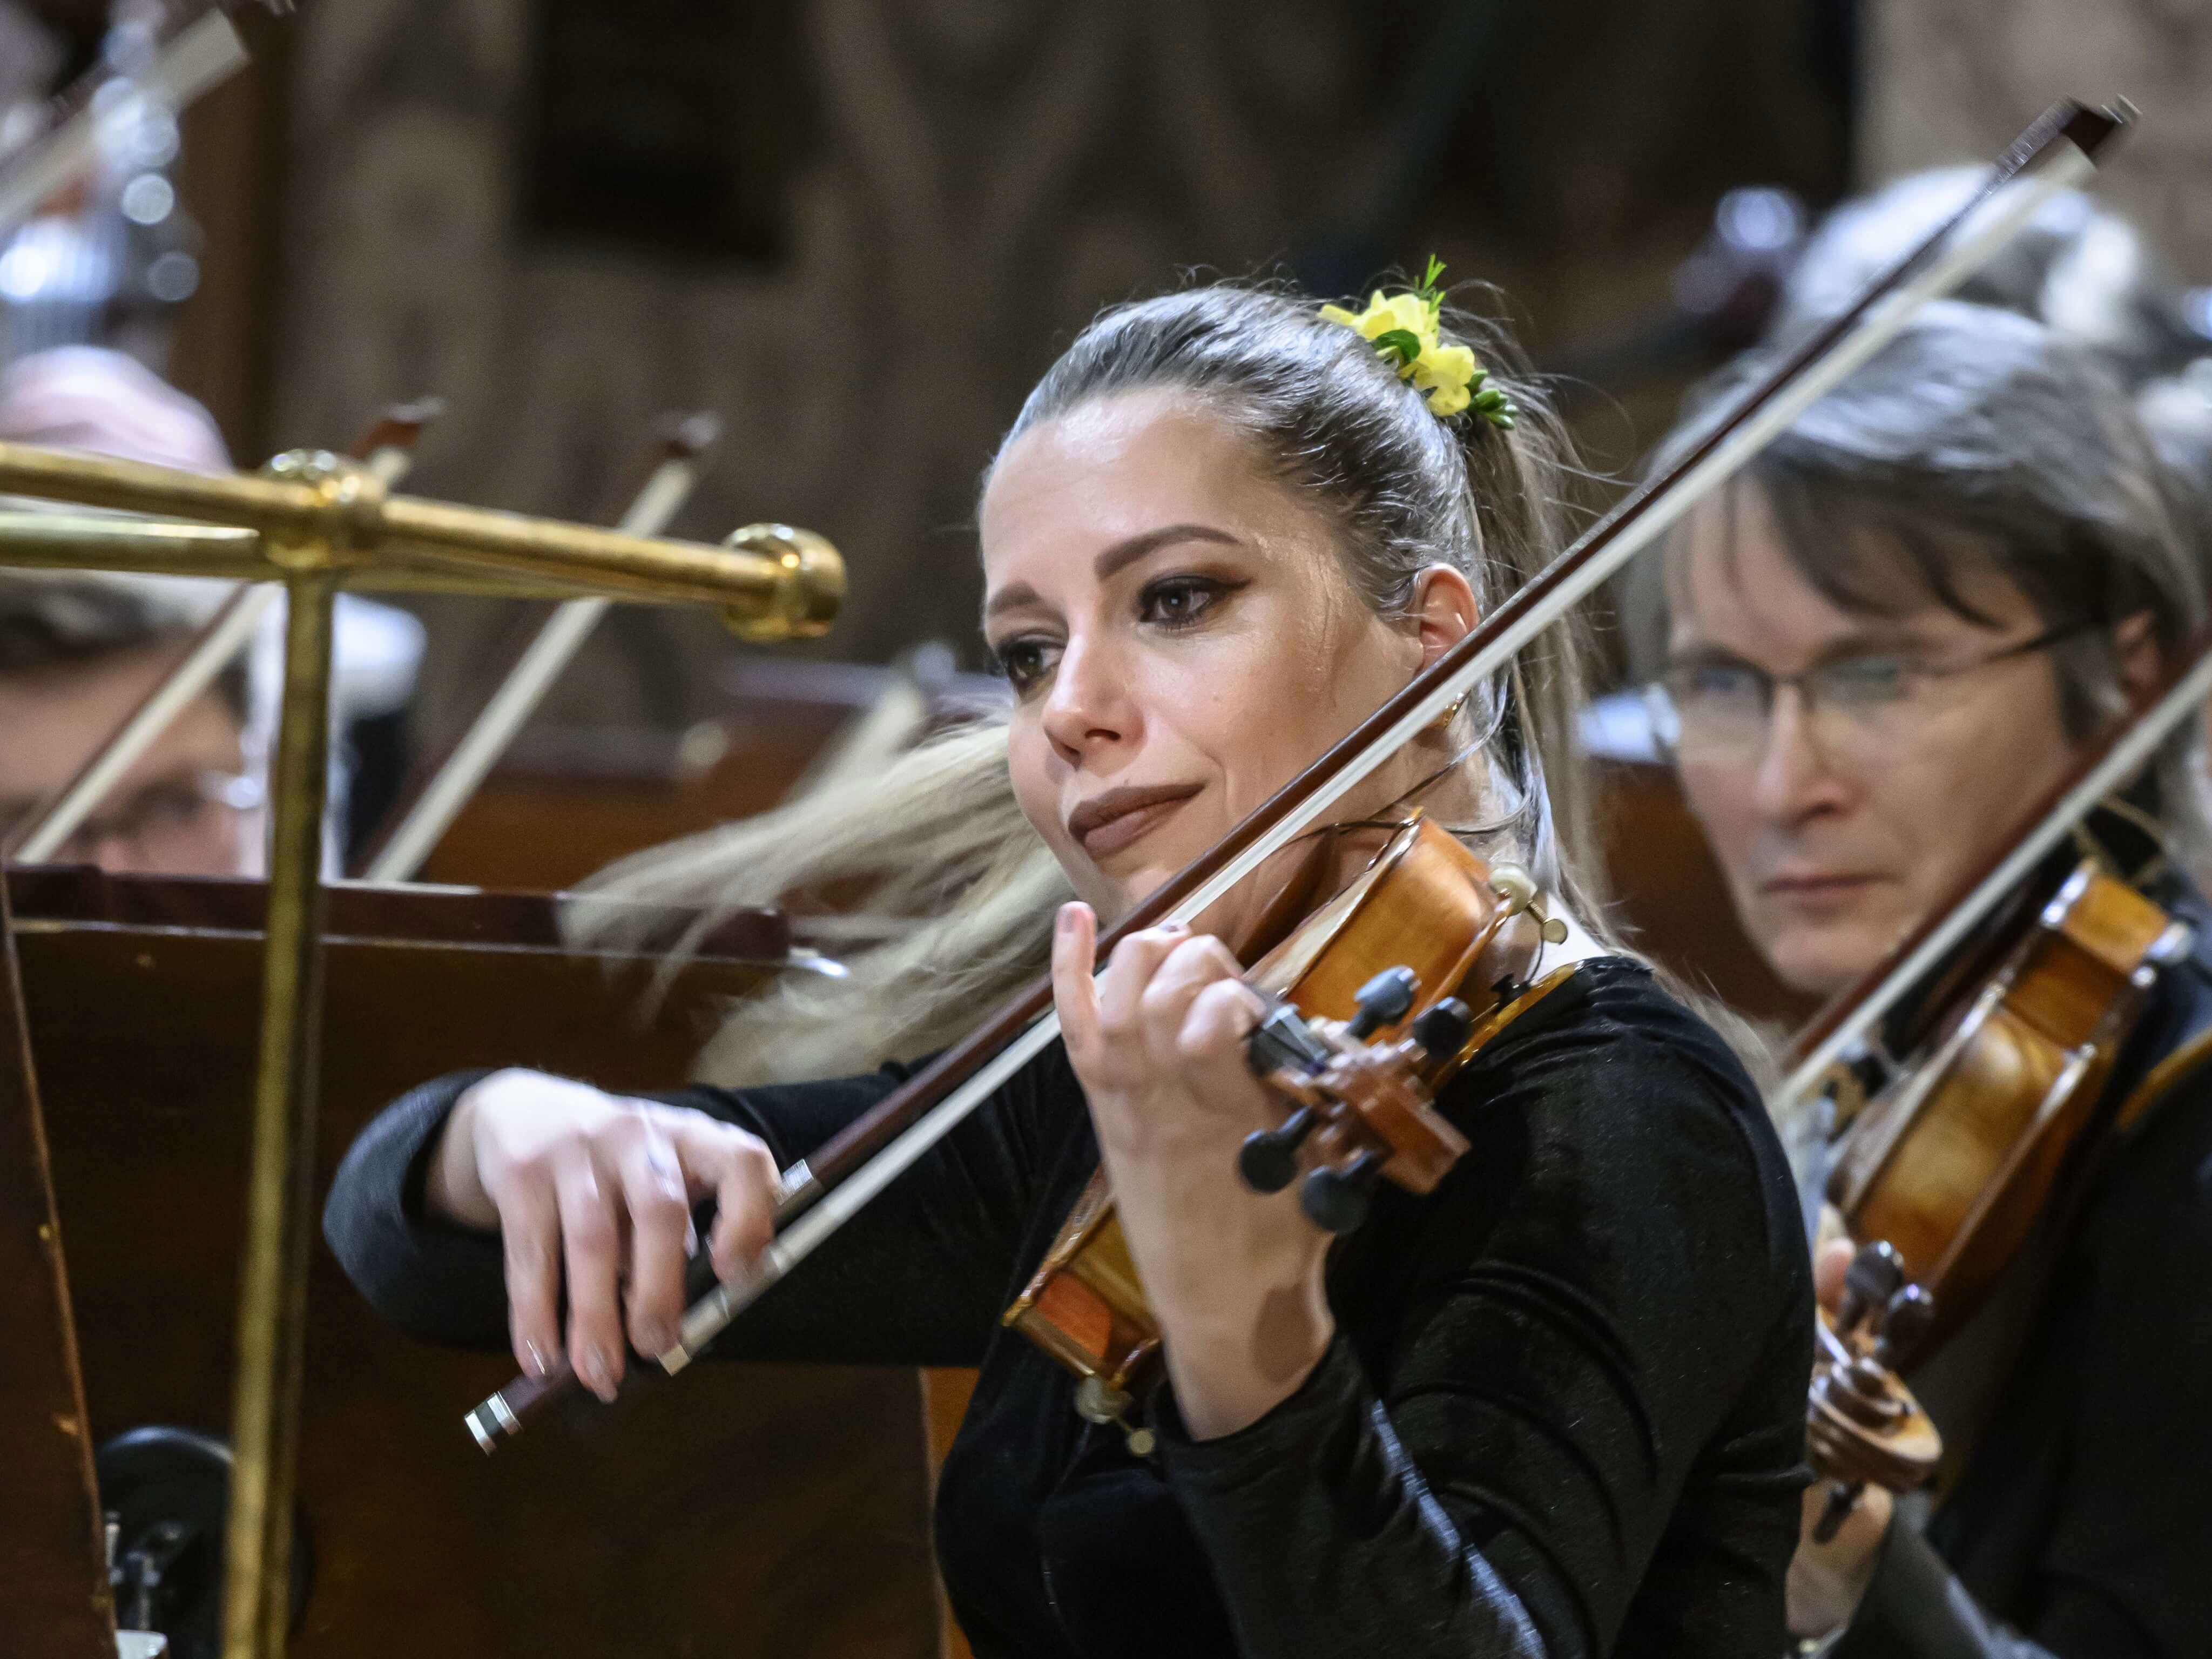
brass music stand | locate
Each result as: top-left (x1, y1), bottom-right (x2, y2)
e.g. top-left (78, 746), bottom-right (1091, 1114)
top-left (0, 439), bottom-right (841, 1659)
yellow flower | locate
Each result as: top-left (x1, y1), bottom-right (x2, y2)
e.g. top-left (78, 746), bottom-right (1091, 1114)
top-left (1411, 341), bottom-right (1479, 416)
top-left (1320, 291), bottom-right (1438, 368)
top-left (1321, 291), bottom-right (1487, 416)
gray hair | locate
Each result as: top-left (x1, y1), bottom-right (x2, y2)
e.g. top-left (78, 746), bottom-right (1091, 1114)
top-left (578, 279), bottom-right (1614, 1083)
top-left (1624, 299), bottom-right (2210, 860)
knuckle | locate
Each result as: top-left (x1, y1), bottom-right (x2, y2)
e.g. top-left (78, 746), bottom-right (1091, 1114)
top-left (565, 1208), bottom-right (618, 1253)
top-left (633, 1182), bottom-right (687, 1226)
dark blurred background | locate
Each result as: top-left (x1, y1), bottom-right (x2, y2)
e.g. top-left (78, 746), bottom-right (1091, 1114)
top-left (5, 0), bottom-right (2208, 750)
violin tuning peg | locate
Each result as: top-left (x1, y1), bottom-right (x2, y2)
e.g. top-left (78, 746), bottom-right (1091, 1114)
top-left (1348, 967), bottom-right (1419, 1041)
top-left (1840, 1239), bottom-right (1906, 1330)
top-left (1541, 918), bottom-right (1569, 946)
top-left (1874, 1283), bottom-right (1937, 1366)
top-left (1239, 1106), bottom-right (1317, 1195)
top-left (1488, 864), bottom-right (1537, 911)
top-left (1410, 999), bottom-right (1474, 1061)
top-left (1301, 1149), bottom-right (1385, 1235)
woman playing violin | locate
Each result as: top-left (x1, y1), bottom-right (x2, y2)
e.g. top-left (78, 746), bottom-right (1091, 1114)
top-left (1635, 299), bottom-right (2212, 1658)
top-left (326, 280), bottom-right (1813, 1657)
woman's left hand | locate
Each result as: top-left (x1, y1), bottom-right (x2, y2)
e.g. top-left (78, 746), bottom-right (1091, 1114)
top-left (1053, 901), bottom-right (1334, 1440)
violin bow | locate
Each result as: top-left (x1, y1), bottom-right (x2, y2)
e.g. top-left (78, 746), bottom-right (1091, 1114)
top-left (468, 98), bottom-right (2130, 1449)
top-left (360, 413), bottom-right (721, 883)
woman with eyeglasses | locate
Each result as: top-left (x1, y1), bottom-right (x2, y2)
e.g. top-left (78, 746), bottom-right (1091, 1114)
top-left (1628, 298), bottom-right (2212, 1659)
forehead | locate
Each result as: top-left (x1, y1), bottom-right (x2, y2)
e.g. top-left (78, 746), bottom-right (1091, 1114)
top-left (979, 389), bottom-right (1325, 586)
top-left (1664, 482), bottom-right (2035, 660)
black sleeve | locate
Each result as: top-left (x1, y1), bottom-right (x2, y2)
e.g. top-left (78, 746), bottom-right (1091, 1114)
top-left (1838, 1523), bottom-right (2062, 1659)
top-left (320, 1051), bottom-right (1063, 1368)
top-left (1153, 1013), bottom-right (1812, 1659)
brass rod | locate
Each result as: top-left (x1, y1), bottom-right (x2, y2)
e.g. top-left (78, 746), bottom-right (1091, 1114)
top-left (0, 511), bottom-right (812, 604)
top-left (0, 442), bottom-right (332, 534)
top-left (0, 442), bottom-right (842, 631)
top-left (218, 575), bottom-right (336, 1659)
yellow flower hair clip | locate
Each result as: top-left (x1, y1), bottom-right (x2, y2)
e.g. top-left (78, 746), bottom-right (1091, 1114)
top-left (1319, 256), bottom-right (1518, 429)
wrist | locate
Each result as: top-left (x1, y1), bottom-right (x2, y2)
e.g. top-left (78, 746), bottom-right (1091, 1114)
top-left (423, 1087), bottom-right (496, 1230)
top-left (1154, 1252), bottom-right (1333, 1439)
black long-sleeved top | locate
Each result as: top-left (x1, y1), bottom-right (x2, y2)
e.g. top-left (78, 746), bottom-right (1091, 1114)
top-left (1832, 868), bottom-right (2212, 1659)
top-left (323, 959), bottom-right (1812, 1658)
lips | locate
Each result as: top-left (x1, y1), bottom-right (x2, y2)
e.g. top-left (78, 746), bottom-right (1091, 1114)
top-left (1067, 783), bottom-right (1203, 860)
top-left (1761, 872), bottom-right (1879, 894)
top-left (1758, 871), bottom-right (1884, 913)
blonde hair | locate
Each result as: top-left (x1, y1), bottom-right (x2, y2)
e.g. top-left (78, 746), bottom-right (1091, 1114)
top-left (571, 280), bottom-right (1614, 1085)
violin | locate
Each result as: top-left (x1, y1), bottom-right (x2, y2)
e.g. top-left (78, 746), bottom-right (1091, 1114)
top-left (1791, 726), bottom-right (2211, 1532)
top-left (463, 101), bottom-right (2123, 1450)
top-left (1001, 814), bottom-right (1577, 1448)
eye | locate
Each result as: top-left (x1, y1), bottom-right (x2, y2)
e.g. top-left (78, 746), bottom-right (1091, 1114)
top-left (987, 635), bottom-right (1060, 696)
top-left (1818, 656), bottom-right (1913, 708)
top-left (1137, 575), bottom-right (1235, 630)
top-left (133, 781), bottom-right (211, 832)
top-left (1667, 661), bottom-right (1765, 712)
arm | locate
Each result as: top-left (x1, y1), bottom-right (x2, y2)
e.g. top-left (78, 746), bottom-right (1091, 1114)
top-left (1154, 1026), bottom-right (1806, 1658)
top-left (322, 1051), bottom-right (1056, 1384)
top-left (1044, 911), bottom-right (1807, 1658)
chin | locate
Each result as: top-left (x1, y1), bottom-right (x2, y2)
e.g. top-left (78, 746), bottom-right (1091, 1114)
top-left (1764, 926), bottom-right (1886, 1001)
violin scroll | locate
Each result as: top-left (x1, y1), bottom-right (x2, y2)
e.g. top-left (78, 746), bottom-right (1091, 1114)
top-left (1806, 1240), bottom-right (1944, 1542)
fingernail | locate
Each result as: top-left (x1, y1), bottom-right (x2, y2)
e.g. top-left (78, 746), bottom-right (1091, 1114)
top-left (523, 1338), bottom-right (549, 1379)
top-left (1057, 905), bottom-right (1076, 934)
top-left (586, 1346), bottom-right (617, 1399)
top-left (639, 1323), bottom-right (672, 1355)
top-left (685, 1218), bottom-right (700, 1258)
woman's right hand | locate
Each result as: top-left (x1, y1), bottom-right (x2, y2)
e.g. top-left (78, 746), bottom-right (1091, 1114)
top-left (426, 1068), bottom-right (784, 1400)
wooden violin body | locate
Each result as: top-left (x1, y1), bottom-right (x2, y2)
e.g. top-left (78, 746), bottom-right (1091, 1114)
top-left (1001, 816), bottom-right (1578, 1443)
top-left (1807, 859), bottom-right (2191, 1515)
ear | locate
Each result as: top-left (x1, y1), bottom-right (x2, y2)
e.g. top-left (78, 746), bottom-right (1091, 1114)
top-left (2114, 610), bottom-right (2162, 702)
top-left (1408, 564), bottom-right (1481, 670)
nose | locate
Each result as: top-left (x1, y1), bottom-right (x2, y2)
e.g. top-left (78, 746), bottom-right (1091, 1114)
top-left (72, 828), bottom-right (156, 875)
top-left (1038, 632), bottom-right (1137, 766)
top-left (1749, 685), bottom-right (1852, 825)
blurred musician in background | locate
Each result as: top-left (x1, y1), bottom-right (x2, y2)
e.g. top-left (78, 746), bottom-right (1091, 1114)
top-left (0, 565), bottom-right (262, 874)
top-left (0, 345), bottom-right (428, 871)
top-left (1631, 298), bottom-right (2212, 1657)
top-left (0, 346), bottom-right (263, 875)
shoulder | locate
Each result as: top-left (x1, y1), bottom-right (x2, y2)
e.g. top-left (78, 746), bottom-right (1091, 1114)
top-left (1438, 958), bottom-right (1808, 1280)
top-left (1455, 958), bottom-right (1775, 1149)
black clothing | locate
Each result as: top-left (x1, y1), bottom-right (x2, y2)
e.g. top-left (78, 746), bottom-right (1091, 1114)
top-left (325, 960), bottom-right (1812, 1658)
top-left (1836, 870), bottom-right (2212, 1659)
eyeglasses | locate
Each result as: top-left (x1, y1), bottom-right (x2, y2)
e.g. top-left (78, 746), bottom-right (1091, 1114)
top-left (1644, 625), bottom-right (2086, 768)
top-left (4, 770), bottom-right (265, 871)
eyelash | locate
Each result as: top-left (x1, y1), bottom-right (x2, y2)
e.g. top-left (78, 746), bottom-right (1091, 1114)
top-left (987, 575), bottom-right (1243, 694)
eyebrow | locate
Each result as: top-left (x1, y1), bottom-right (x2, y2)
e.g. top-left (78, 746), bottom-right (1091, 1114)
top-left (983, 523), bottom-right (1242, 622)
top-left (1661, 627), bottom-right (1937, 675)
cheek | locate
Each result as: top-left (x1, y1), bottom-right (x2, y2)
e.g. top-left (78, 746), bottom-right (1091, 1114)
top-left (1677, 760), bottom-right (1758, 873)
top-left (1004, 721), bottom-right (1063, 842)
top-left (1854, 678), bottom-right (2079, 927)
